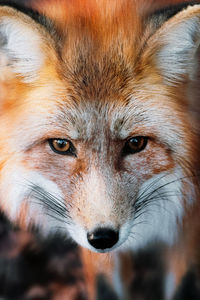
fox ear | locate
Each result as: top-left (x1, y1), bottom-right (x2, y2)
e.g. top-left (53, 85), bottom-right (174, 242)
top-left (0, 6), bottom-right (51, 82)
top-left (147, 5), bottom-right (200, 85)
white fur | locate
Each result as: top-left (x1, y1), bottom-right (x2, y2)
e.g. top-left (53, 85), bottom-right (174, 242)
top-left (0, 167), bottom-right (65, 230)
top-left (0, 18), bottom-right (44, 82)
top-left (67, 223), bottom-right (90, 249)
top-left (157, 15), bottom-right (200, 84)
top-left (122, 169), bottom-right (185, 251)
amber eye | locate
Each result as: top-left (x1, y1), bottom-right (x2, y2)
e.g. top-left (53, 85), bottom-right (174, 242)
top-left (123, 136), bottom-right (148, 155)
top-left (48, 139), bottom-right (76, 156)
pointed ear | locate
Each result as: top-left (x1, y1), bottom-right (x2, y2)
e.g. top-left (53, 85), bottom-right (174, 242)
top-left (0, 6), bottom-right (53, 82)
top-left (147, 5), bottom-right (200, 85)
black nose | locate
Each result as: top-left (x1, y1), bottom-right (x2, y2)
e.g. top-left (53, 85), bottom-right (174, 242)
top-left (87, 228), bottom-right (119, 250)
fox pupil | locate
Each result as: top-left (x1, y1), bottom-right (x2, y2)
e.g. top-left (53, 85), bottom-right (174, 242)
top-left (56, 140), bottom-right (67, 149)
top-left (123, 136), bottom-right (148, 156)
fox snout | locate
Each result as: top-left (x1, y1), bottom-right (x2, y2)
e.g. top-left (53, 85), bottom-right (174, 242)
top-left (67, 167), bottom-right (132, 252)
top-left (67, 163), bottom-right (187, 253)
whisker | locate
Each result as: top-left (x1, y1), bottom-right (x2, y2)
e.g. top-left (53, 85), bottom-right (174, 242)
top-left (133, 171), bottom-right (195, 217)
top-left (45, 212), bottom-right (72, 225)
top-left (137, 172), bottom-right (198, 205)
top-left (26, 183), bottom-right (72, 225)
top-left (136, 172), bottom-right (172, 202)
top-left (134, 191), bottom-right (181, 211)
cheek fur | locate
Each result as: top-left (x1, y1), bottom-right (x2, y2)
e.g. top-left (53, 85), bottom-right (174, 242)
top-left (0, 155), bottom-right (194, 252)
top-left (0, 164), bottom-right (67, 231)
top-left (123, 140), bottom-right (174, 178)
top-left (121, 168), bottom-right (188, 251)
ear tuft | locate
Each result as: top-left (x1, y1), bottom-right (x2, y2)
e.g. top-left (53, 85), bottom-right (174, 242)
top-left (149, 5), bottom-right (200, 85)
top-left (0, 7), bottom-right (46, 82)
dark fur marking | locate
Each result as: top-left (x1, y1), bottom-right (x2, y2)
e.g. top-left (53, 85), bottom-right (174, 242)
top-left (151, 1), bottom-right (200, 22)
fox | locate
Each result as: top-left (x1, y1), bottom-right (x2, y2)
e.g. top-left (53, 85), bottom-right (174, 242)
top-left (0, 0), bottom-right (200, 298)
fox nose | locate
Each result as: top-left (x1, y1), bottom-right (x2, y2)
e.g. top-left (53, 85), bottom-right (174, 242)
top-left (87, 228), bottom-right (119, 250)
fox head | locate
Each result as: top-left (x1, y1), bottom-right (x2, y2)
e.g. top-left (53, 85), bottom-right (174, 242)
top-left (0, 0), bottom-right (199, 253)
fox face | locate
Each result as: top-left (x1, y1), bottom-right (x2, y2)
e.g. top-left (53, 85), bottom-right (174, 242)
top-left (0, 1), bottom-right (199, 253)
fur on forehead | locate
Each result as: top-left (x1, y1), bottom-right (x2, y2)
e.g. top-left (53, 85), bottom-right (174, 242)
top-left (59, 96), bottom-right (188, 149)
top-left (50, 3), bottom-right (200, 101)
top-left (34, 0), bottom-right (143, 30)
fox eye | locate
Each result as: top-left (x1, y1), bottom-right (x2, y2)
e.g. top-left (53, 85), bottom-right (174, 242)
top-left (48, 139), bottom-right (76, 156)
top-left (123, 136), bottom-right (148, 155)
